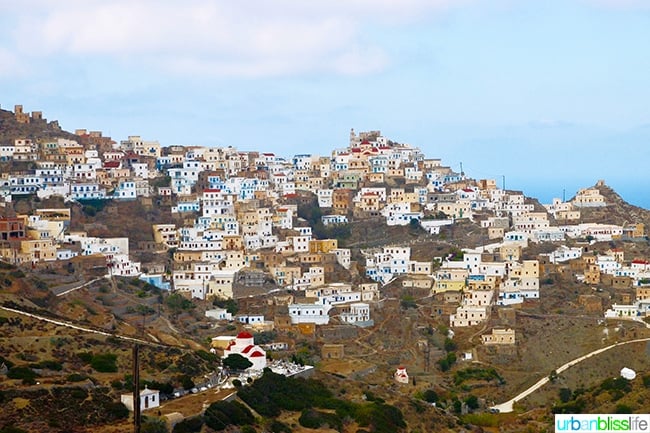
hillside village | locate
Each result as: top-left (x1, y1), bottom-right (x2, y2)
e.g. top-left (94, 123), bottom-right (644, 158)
top-left (2, 104), bottom-right (649, 332)
top-left (2, 104), bottom-right (650, 431)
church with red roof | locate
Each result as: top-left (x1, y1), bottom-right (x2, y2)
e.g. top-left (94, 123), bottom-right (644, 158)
top-left (222, 331), bottom-right (267, 371)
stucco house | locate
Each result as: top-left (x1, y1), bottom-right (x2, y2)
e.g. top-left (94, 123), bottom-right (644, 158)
top-left (120, 386), bottom-right (160, 412)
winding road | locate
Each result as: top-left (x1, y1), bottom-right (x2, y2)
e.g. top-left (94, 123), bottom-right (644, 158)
top-left (491, 336), bottom-right (650, 413)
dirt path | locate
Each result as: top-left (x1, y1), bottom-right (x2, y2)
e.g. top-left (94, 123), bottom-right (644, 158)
top-left (0, 304), bottom-right (174, 348)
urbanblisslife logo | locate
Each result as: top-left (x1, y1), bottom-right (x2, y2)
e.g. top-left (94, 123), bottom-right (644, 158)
top-left (555, 415), bottom-right (650, 432)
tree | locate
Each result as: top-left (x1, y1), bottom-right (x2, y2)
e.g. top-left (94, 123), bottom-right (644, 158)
top-left (165, 293), bottom-right (194, 314)
top-left (464, 394), bottom-right (479, 410)
top-left (223, 354), bottom-right (253, 371)
top-left (559, 388), bottom-right (572, 403)
top-left (422, 389), bottom-right (438, 403)
top-left (443, 338), bottom-right (457, 353)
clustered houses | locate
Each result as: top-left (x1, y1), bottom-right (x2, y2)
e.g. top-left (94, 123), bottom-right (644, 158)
top-left (3, 109), bottom-right (649, 332)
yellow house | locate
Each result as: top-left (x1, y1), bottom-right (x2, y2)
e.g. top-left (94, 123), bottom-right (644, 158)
top-left (433, 268), bottom-right (468, 294)
top-left (481, 328), bottom-right (516, 345)
top-left (436, 202), bottom-right (471, 219)
top-left (223, 235), bottom-right (244, 251)
top-left (152, 224), bottom-right (178, 247)
top-left (270, 265), bottom-right (301, 286)
top-left (499, 244), bottom-right (521, 262)
top-left (510, 260), bottom-right (539, 278)
top-left (388, 188), bottom-right (405, 204)
top-left (636, 287), bottom-right (650, 301)
top-left (21, 239), bottom-right (57, 262)
top-left (366, 172), bottom-right (385, 184)
top-left (309, 239), bottom-right (338, 254)
top-left (357, 192), bottom-right (382, 212)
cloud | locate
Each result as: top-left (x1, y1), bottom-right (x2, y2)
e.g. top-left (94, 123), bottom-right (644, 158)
top-left (6, 0), bottom-right (464, 78)
top-left (0, 48), bottom-right (23, 77)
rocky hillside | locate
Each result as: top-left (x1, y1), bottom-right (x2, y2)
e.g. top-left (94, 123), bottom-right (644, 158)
top-left (0, 107), bottom-right (79, 145)
top-left (579, 182), bottom-right (650, 228)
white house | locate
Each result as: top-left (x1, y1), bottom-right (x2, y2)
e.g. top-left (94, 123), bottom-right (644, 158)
top-left (121, 387), bottom-right (160, 412)
top-left (339, 302), bottom-right (373, 327)
top-left (288, 303), bottom-right (332, 325)
top-left (322, 215), bottom-right (348, 226)
top-left (205, 308), bottom-right (233, 321)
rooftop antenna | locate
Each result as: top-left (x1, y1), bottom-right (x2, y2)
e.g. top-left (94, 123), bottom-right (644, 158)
top-left (502, 175), bottom-right (506, 191)
top-left (563, 189), bottom-right (566, 202)
top-left (460, 162), bottom-right (464, 176)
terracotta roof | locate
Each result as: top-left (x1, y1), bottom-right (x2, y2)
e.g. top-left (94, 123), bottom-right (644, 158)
top-left (242, 345), bottom-right (255, 354)
top-left (250, 351), bottom-right (265, 357)
top-left (237, 331), bottom-right (254, 339)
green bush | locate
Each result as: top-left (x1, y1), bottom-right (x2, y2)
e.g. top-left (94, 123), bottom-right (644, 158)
top-left (105, 402), bottom-right (130, 420)
top-left (615, 404), bottom-right (634, 414)
top-left (600, 377), bottom-right (629, 391)
top-left (422, 389), bottom-right (438, 403)
top-left (213, 298), bottom-right (239, 315)
top-left (172, 416), bottom-right (203, 433)
top-left (444, 338), bottom-right (457, 352)
top-left (65, 373), bottom-right (88, 383)
top-left (196, 350), bottom-right (219, 364)
top-left (7, 366), bottom-right (38, 382)
top-left (559, 388), bottom-right (572, 403)
top-left (77, 351), bottom-right (93, 364)
top-left (400, 295), bottom-right (417, 309)
top-left (70, 388), bottom-right (88, 400)
top-left (204, 400), bottom-right (254, 430)
top-left (178, 374), bottom-right (195, 391)
top-left (268, 420), bottom-right (291, 433)
top-left (453, 367), bottom-right (504, 385)
top-left (464, 394), bottom-right (479, 410)
top-left (90, 353), bottom-right (118, 373)
top-left (141, 416), bottom-right (168, 433)
top-left (223, 354), bottom-right (253, 371)
top-left (30, 360), bottom-right (63, 371)
top-left (437, 352), bottom-right (457, 372)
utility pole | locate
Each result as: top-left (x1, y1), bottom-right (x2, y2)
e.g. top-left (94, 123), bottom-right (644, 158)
top-left (502, 175), bottom-right (506, 191)
top-left (133, 344), bottom-right (141, 433)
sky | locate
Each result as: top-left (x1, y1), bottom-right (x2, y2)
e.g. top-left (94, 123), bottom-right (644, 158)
top-left (1, 0), bottom-right (649, 207)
